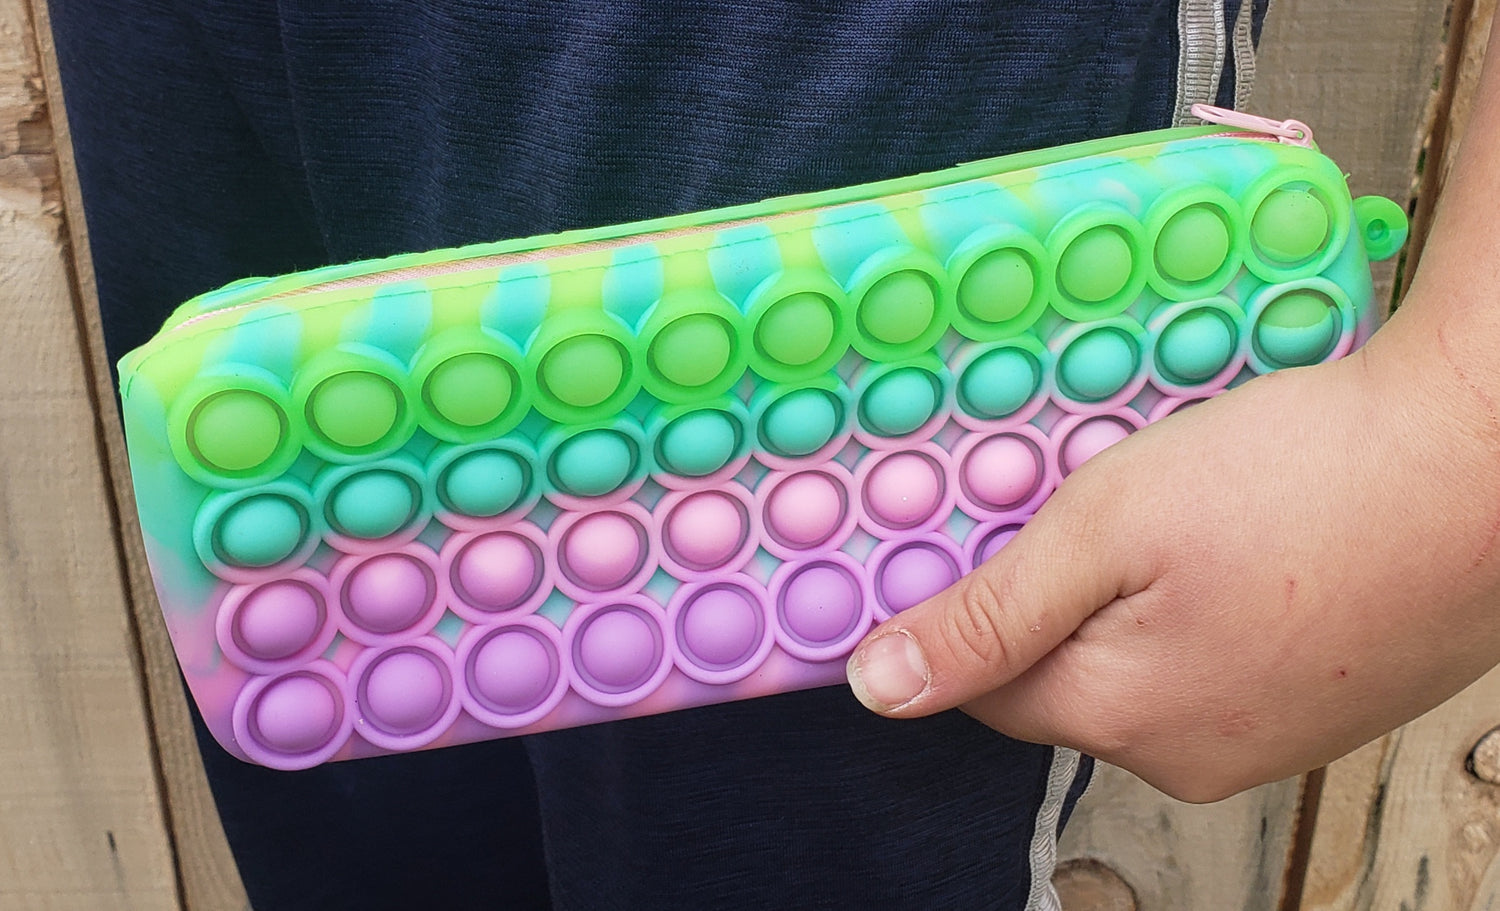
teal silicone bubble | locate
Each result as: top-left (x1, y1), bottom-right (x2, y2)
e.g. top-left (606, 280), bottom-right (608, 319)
top-left (744, 270), bottom-right (851, 383)
top-left (1242, 169), bottom-right (1349, 282)
top-left (1152, 301), bottom-right (1242, 388)
top-left (1353, 195), bottom-right (1409, 262)
top-left (1055, 323), bottom-right (1143, 404)
top-left (193, 480), bottom-right (319, 579)
top-left (846, 247), bottom-right (954, 361)
top-left (413, 329), bottom-right (530, 443)
top-left (543, 421), bottom-right (646, 500)
top-left (855, 357), bottom-right (947, 440)
top-left (528, 309), bottom-right (641, 425)
top-left (955, 339), bottom-right (1047, 422)
top-left (751, 379), bottom-right (850, 461)
top-left (640, 289), bottom-right (748, 404)
top-left (315, 456), bottom-right (428, 543)
top-left (293, 347), bottom-right (417, 462)
top-left (1145, 186), bottom-right (1243, 300)
top-left (653, 407), bottom-right (744, 478)
top-left (946, 226), bottom-right (1051, 341)
top-left (169, 369), bottom-right (302, 488)
top-left (1048, 206), bottom-right (1148, 321)
top-left (1250, 285), bottom-right (1345, 369)
top-left (430, 441), bottom-right (537, 520)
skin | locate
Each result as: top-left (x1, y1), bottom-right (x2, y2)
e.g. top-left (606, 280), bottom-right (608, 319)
top-left (845, 28), bottom-right (1500, 804)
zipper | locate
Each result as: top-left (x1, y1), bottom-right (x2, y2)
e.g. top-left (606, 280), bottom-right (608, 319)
top-left (154, 110), bottom-right (1317, 341)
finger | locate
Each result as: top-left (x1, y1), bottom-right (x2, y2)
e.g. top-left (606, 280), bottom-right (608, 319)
top-left (845, 459), bottom-right (1154, 717)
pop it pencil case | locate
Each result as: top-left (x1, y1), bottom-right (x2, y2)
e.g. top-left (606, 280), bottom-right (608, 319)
top-left (119, 105), bottom-right (1407, 769)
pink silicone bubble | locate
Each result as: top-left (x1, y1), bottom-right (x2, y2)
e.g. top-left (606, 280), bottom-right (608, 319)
top-left (567, 598), bottom-right (672, 707)
top-left (457, 617), bottom-right (568, 728)
top-left (217, 572), bottom-right (334, 672)
top-left (875, 540), bottom-right (961, 615)
top-left (1059, 415), bottom-right (1136, 475)
top-left (772, 555), bottom-right (872, 661)
top-left (343, 554), bottom-right (433, 634)
top-left (761, 469), bottom-right (851, 553)
top-left (861, 451), bottom-right (944, 530)
top-left (662, 490), bottom-right (750, 574)
top-left (962, 434), bottom-right (1043, 512)
top-left (454, 532), bottom-right (544, 611)
top-left (233, 663), bottom-right (352, 768)
top-left (558, 510), bottom-right (650, 595)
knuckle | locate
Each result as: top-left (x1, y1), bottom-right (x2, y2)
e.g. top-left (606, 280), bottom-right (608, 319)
top-left (939, 573), bottom-right (1018, 674)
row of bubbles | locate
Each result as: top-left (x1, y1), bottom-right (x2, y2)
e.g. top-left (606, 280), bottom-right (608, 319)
top-left (227, 517), bottom-right (1040, 769)
top-left (195, 402), bottom-right (1152, 584)
top-left (169, 176), bottom-right (1347, 491)
top-left (187, 281), bottom-right (1354, 579)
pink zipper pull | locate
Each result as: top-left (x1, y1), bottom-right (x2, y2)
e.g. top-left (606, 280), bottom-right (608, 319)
top-left (1189, 103), bottom-right (1314, 147)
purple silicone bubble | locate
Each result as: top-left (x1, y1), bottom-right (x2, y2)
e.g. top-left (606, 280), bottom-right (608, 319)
top-left (756, 465), bottom-right (857, 559)
top-left (871, 535), bottom-right (965, 619)
top-left (456, 616), bottom-right (569, 728)
top-left (966, 523), bottom-right (1024, 569)
top-left (770, 553), bottom-right (873, 662)
top-left (854, 445), bottom-right (954, 534)
top-left (1056, 413), bottom-right (1142, 476)
top-left (565, 596), bottom-right (673, 708)
top-left (553, 504), bottom-right (656, 601)
top-left (232, 661), bottom-right (352, 770)
top-left (330, 543), bottom-right (445, 646)
top-left (659, 486), bottom-right (755, 578)
top-left (668, 577), bottom-right (774, 684)
top-left (350, 638), bottom-right (461, 751)
top-left (216, 568), bottom-right (337, 674)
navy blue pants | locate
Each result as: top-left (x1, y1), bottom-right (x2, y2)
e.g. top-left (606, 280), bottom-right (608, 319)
top-left (50, 2), bottom-right (1264, 908)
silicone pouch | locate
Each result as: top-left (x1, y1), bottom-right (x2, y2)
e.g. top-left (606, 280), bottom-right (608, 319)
top-left (118, 106), bottom-right (1407, 768)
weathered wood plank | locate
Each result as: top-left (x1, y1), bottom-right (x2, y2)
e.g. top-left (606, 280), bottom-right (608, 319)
top-left (1058, 3), bottom-right (1447, 908)
top-left (23, 1), bottom-right (253, 908)
top-left (0, 1), bottom-right (180, 908)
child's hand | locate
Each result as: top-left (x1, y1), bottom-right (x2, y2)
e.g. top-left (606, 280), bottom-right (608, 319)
top-left (845, 316), bottom-right (1500, 802)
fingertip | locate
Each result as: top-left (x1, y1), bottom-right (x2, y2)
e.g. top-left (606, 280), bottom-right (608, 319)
top-left (846, 628), bottom-right (930, 714)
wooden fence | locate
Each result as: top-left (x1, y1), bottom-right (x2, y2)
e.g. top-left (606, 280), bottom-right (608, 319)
top-left (1, 0), bottom-right (1491, 907)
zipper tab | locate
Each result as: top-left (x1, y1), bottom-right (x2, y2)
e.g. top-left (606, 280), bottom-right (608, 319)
top-left (1189, 103), bottom-right (1314, 147)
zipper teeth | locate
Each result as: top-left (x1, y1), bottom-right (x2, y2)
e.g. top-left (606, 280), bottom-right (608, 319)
top-left (166, 127), bottom-right (1281, 336)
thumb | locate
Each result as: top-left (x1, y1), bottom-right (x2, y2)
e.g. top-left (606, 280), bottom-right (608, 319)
top-left (844, 472), bottom-right (1145, 717)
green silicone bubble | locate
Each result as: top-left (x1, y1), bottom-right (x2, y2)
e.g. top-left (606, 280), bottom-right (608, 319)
top-left (440, 449), bottom-right (527, 517)
top-left (189, 390), bottom-right (284, 474)
top-left (649, 314), bottom-right (733, 390)
top-left (1155, 205), bottom-right (1230, 284)
top-left (1255, 291), bottom-right (1338, 367)
top-left (309, 371), bottom-right (400, 449)
top-left (328, 471), bottom-right (416, 539)
top-left (1058, 328), bottom-right (1138, 402)
top-left (1157, 309), bottom-right (1236, 384)
top-left (657, 410), bottom-right (739, 477)
top-left (1251, 188), bottom-right (1329, 263)
top-left (1354, 195), bottom-right (1409, 262)
top-left (552, 429), bottom-right (636, 497)
top-left (1059, 226), bottom-right (1133, 303)
top-left (858, 270), bottom-right (936, 346)
top-left (425, 353), bottom-right (514, 428)
top-left (761, 388), bottom-right (839, 457)
top-left (959, 347), bottom-right (1040, 419)
top-left (956, 248), bottom-right (1034, 324)
top-left (860, 367), bottom-right (939, 437)
top-left (755, 292), bottom-right (836, 368)
top-left (540, 334), bottom-right (625, 410)
top-left (215, 495), bottom-right (305, 567)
